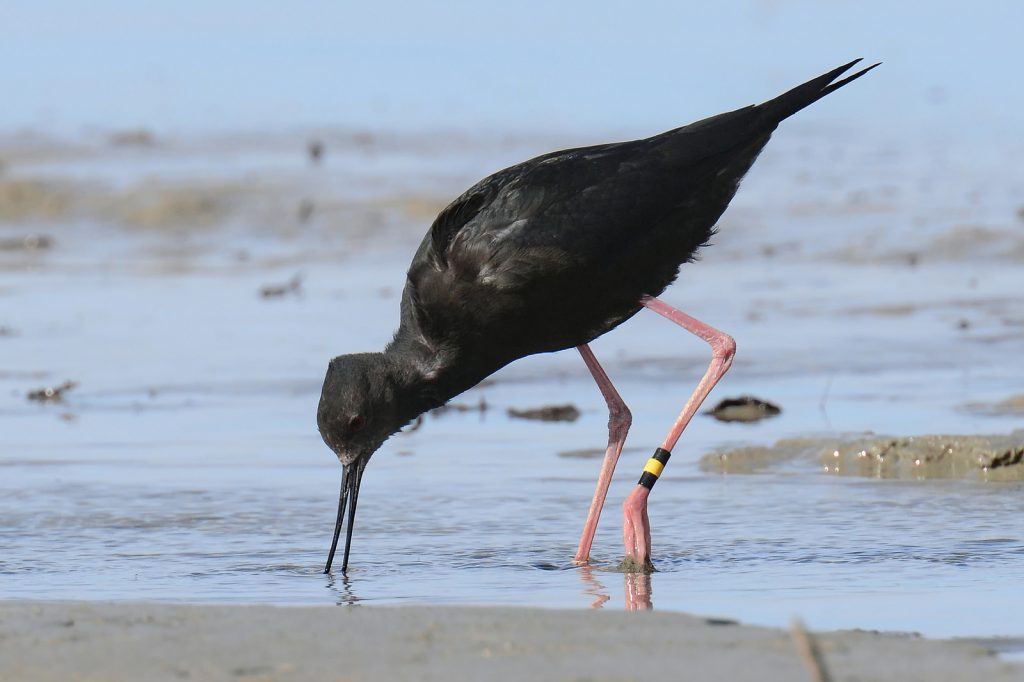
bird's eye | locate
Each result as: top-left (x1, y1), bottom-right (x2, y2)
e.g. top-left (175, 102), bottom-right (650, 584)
top-left (348, 415), bottom-right (365, 431)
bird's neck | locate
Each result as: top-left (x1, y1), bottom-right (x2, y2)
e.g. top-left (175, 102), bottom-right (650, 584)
top-left (382, 328), bottom-right (482, 420)
top-left (379, 344), bottom-right (450, 427)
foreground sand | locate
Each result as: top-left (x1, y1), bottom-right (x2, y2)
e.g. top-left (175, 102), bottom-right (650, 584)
top-left (0, 602), bottom-right (1019, 681)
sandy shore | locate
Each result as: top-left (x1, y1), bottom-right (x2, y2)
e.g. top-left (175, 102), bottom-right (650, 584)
top-left (0, 602), bottom-right (1019, 682)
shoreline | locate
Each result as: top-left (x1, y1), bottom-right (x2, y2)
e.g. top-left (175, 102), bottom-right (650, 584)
top-left (1, 601), bottom-right (1020, 681)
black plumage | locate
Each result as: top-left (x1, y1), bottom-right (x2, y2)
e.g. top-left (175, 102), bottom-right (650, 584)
top-left (318, 59), bottom-right (878, 573)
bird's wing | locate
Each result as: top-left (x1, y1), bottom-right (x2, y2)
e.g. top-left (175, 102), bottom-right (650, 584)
top-left (428, 180), bottom-right (501, 268)
top-left (430, 140), bottom-right (665, 277)
top-left (426, 141), bottom-right (624, 268)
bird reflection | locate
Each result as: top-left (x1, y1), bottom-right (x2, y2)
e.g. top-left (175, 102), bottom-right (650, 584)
top-left (325, 572), bottom-right (361, 606)
top-left (578, 565), bottom-right (611, 609)
top-left (577, 565), bottom-right (653, 610)
top-left (624, 571), bottom-right (652, 611)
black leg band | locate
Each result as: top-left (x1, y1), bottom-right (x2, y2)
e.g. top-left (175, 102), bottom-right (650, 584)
top-left (638, 447), bottom-right (672, 489)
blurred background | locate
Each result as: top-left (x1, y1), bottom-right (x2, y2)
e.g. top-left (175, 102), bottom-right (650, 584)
top-left (2, 0), bottom-right (1023, 138)
top-left (2, 1), bottom-right (1023, 636)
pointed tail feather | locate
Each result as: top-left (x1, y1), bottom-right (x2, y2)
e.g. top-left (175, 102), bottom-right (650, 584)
top-left (760, 59), bottom-right (881, 124)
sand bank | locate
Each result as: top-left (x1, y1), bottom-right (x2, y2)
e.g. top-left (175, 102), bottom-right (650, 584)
top-left (701, 431), bottom-right (1024, 480)
top-left (0, 601), bottom-right (1019, 681)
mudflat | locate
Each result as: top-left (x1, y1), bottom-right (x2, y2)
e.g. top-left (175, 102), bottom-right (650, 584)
top-left (1, 601), bottom-right (1020, 682)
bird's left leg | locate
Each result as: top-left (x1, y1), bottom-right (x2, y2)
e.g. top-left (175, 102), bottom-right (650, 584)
top-left (574, 344), bottom-right (632, 565)
top-left (622, 295), bottom-right (736, 569)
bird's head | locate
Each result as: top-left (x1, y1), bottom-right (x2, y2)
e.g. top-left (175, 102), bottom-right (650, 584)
top-left (316, 352), bottom-right (424, 574)
top-left (317, 353), bottom-right (404, 466)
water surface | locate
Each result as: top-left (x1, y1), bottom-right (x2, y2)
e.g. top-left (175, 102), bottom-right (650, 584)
top-left (1, 127), bottom-right (1023, 638)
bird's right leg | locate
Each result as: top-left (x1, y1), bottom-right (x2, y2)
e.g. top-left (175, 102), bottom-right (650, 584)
top-left (622, 296), bottom-right (736, 569)
top-left (574, 344), bottom-right (632, 565)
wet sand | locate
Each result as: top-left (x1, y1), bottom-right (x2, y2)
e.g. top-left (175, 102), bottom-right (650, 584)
top-left (2, 601), bottom-right (1020, 682)
top-left (701, 431), bottom-right (1024, 480)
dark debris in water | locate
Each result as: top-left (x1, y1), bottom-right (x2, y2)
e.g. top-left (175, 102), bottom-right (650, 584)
top-left (297, 199), bottom-right (315, 223)
top-left (507, 404), bottom-right (580, 422)
top-left (0, 234), bottom-right (54, 251)
top-left (259, 274), bottom-right (302, 299)
top-left (307, 139), bottom-right (324, 164)
top-left (109, 128), bottom-right (156, 147)
top-left (27, 380), bottom-right (78, 403)
top-left (704, 395), bottom-right (781, 423)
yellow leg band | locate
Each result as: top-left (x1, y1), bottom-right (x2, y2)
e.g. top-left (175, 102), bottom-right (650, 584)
top-left (639, 448), bottom-right (672, 490)
top-left (643, 458), bottom-right (665, 477)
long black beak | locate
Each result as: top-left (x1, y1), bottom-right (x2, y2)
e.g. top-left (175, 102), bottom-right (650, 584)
top-left (324, 460), bottom-right (366, 574)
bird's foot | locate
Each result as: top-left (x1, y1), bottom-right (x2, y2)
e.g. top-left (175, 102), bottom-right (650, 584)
top-left (620, 485), bottom-right (655, 573)
top-left (617, 555), bottom-right (655, 573)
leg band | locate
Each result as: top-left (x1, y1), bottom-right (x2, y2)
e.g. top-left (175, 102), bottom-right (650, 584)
top-left (638, 447), bottom-right (672, 489)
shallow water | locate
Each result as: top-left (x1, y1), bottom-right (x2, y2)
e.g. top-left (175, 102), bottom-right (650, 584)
top-left (2, 129), bottom-right (1023, 639)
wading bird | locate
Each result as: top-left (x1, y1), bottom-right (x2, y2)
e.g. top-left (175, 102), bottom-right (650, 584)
top-left (318, 59), bottom-right (878, 573)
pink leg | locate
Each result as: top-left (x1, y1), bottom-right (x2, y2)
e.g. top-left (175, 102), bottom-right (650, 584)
top-left (623, 295), bottom-right (736, 566)
top-left (574, 344), bottom-right (633, 565)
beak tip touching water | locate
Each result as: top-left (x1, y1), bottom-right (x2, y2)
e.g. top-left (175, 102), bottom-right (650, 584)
top-left (323, 461), bottom-right (366, 575)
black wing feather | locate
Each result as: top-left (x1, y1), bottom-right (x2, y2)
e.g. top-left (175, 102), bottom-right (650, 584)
top-left (429, 182), bottom-right (500, 267)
